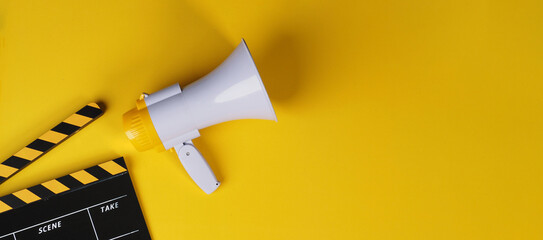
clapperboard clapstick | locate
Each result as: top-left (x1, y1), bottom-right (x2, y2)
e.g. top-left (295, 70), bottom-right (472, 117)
top-left (0, 103), bottom-right (103, 184)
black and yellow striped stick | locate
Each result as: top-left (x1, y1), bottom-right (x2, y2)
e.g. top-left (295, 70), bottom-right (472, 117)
top-left (0, 157), bottom-right (126, 213)
top-left (0, 103), bottom-right (103, 184)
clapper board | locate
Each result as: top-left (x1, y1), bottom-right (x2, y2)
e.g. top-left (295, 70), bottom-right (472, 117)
top-left (0, 157), bottom-right (152, 240)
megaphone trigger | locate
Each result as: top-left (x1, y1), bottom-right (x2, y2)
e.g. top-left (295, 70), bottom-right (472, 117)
top-left (174, 141), bottom-right (220, 194)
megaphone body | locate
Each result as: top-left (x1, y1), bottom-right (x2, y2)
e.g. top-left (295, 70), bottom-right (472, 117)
top-left (123, 40), bottom-right (277, 194)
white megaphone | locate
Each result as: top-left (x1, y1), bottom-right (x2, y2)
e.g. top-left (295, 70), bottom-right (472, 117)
top-left (123, 39), bottom-right (277, 194)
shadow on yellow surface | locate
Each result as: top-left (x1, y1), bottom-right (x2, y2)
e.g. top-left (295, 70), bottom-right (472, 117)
top-left (259, 33), bottom-right (302, 103)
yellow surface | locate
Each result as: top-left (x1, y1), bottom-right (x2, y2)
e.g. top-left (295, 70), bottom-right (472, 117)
top-left (0, 0), bottom-right (542, 239)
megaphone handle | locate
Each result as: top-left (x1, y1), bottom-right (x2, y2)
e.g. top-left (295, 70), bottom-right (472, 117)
top-left (174, 142), bottom-right (221, 194)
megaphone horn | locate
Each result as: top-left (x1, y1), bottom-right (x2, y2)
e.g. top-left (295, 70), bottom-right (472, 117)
top-left (123, 39), bottom-right (277, 194)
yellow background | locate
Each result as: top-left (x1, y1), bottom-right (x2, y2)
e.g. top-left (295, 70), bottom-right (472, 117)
top-left (0, 0), bottom-right (542, 239)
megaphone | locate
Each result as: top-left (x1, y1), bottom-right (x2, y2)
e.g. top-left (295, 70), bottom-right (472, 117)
top-left (122, 39), bottom-right (277, 194)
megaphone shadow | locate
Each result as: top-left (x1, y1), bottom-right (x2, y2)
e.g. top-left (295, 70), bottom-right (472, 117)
top-left (257, 33), bottom-right (302, 103)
